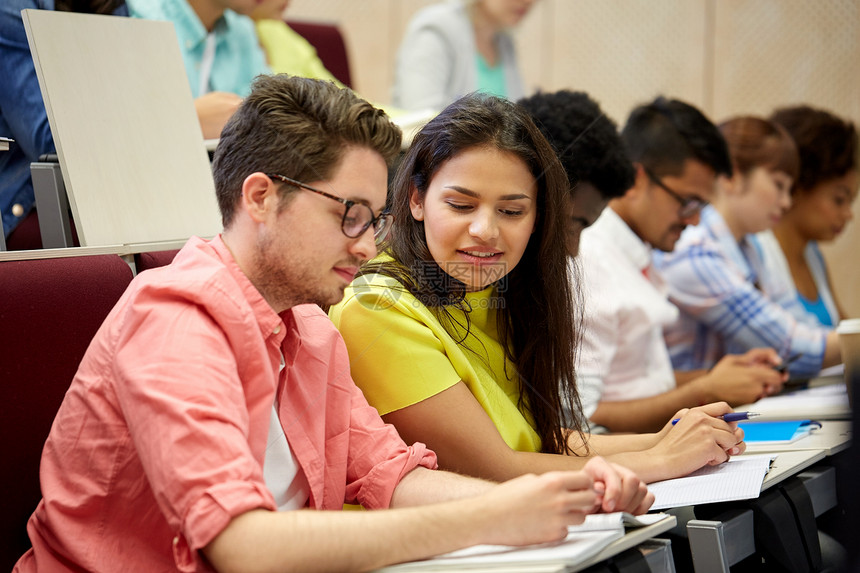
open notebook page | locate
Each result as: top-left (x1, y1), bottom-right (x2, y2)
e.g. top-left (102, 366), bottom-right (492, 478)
top-left (648, 454), bottom-right (774, 510)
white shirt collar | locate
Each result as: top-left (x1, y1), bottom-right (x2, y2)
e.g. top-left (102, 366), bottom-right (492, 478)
top-left (592, 206), bottom-right (653, 272)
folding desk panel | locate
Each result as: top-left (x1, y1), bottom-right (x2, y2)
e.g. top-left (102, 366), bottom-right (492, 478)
top-left (22, 10), bottom-right (221, 248)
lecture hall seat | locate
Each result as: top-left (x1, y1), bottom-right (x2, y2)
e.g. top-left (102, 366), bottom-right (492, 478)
top-left (0, 254), bottom-right (133, 570)
top-left (287, 19), bottom-right (353, 88)
top-left (134, 248), bottom-right (179, 272)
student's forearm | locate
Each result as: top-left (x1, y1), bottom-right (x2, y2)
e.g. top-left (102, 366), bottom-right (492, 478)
top-left (601, 449), bottom-right (687, 484)
top-left (589, 385), bottom-right (704, 434)
top-left (204, 502), bottom-right (492, 573)
top-left (674, 369), bottom-right (708, 386)
top-left (390, 466), bottom-right (495, 507)
top-left (453, 444), bottom-right (594, 481)
top-left (581, 432), bottom-right (660, 456)
top-left (206, 470), bottom-right (603, 573)
top-left (572, 434), bottom-right (680, 483)
top-left (572, 432), bottom-right (713, 485)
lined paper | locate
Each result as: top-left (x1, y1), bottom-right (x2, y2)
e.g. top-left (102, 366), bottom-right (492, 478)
top-left (648, 454), bottom-right (774, 510)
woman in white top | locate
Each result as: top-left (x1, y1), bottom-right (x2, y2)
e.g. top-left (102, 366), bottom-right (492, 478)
top-left (392, 0), bottom-right (534, 111)
top-left (764, 105), bottom-right (858, 327)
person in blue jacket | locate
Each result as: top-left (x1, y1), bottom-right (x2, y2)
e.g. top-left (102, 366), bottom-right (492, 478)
top-left (0, 1), bottom-right (127, 246)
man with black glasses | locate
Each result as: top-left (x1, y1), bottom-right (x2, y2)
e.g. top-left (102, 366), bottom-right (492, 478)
top-left (574, 96), bottom-right (786, 434)
top-left (15, 75), bottom-right (652, 572)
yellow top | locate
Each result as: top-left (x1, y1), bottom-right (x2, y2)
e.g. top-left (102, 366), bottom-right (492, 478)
top-left (329, 269), bottom-right (541, 453)
top-left (254, 19), bottom-right (412, 122)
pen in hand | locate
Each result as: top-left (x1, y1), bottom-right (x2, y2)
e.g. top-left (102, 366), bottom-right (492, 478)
top-left (671, 411), bottom-right (761, 425)
top-left (773, 353), bottom-right (803, 374)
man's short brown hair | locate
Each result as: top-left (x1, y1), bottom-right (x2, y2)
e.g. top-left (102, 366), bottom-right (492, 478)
top-left (212, 75), bottom-right (402, 227)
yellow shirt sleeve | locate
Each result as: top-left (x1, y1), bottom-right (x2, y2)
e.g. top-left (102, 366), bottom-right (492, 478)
top-left (255, 19), bottom-right (344, 88)
top-left (330, 276), bottom-right (462, 416)
top-left (330, 272), bottom-right (542, 453)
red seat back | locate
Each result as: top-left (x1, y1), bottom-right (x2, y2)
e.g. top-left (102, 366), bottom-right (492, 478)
top-left (287, 19), bottom-right (353, 88)
top-left (0, 255), bottom-right (133, 570)
top-left (134, 248), bottom-right (179, 272)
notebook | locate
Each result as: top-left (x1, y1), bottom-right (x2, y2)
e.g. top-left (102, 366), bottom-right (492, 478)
top-left (375, 513), bottom-right (670, 571)
top-left (738, 420), bottom-right (821, 444)
top-left (647, 454), bottom-right (775, 510)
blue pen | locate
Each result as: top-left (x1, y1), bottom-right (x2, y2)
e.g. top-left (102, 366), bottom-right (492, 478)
top-left (671, 411), bottom-right (760, 425)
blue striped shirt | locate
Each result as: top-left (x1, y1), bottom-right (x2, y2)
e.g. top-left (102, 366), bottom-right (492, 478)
top-left (653, 206), bottom-right (829, 378)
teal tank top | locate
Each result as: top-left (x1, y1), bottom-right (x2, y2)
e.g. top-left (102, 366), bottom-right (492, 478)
top-left (475, 53), bottom-right (506, 98)
top-left (798, 293), bottom-right (834, 327)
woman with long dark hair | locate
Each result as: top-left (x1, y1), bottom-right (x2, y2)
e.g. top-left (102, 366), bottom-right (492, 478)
top-left (330, 93), bottom-right (745, 487)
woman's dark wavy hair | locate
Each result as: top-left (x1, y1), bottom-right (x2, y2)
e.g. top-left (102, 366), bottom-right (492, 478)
top-left (362, 93), bottom-right (586, 455)
top-left (769, 105), bottom-right (858, 193)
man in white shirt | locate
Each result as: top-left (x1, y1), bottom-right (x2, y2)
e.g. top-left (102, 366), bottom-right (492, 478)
top-left (577, 97), bottom-right (786, 433)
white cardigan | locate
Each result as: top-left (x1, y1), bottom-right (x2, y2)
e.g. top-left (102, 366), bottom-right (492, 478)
top-left (392, 0), bottom-right (525, 111)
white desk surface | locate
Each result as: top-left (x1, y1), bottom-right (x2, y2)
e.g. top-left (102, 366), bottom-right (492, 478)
top-left (759, 449), bottom-right (827, 491)
top-left (744, 420), bottom-right (851, 456)
top-left (374, 515), bottom-right (676, 572)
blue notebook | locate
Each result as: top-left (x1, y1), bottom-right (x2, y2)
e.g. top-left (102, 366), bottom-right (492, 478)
top-left (738, 420), bottom-right (821, 444)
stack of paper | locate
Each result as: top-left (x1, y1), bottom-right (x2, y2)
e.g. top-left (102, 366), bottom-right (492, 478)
top-left (745, 384), bottom-right (849, 420)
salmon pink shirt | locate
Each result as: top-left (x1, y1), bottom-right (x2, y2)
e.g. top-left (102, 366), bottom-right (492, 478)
top-left (15, 236), bottom-right (436, 572)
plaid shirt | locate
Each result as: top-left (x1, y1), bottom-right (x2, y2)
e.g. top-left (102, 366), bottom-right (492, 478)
top-left (653, 206), bottom-right (828, 378)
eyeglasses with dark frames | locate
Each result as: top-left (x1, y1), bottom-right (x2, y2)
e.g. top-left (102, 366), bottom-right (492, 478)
top-left (642, 166), bottom-right (708, 219)
top-left (267, 174), bottom-right (393, 244)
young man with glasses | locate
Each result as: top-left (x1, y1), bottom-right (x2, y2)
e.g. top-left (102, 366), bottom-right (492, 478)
top-left (15, 75), bottom-right (651, 572)
top-left (574, 97), bottom-right (786, 434)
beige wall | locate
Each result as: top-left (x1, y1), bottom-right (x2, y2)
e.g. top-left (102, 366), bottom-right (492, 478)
top-left (288, 0), bottom-right (860, 316)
